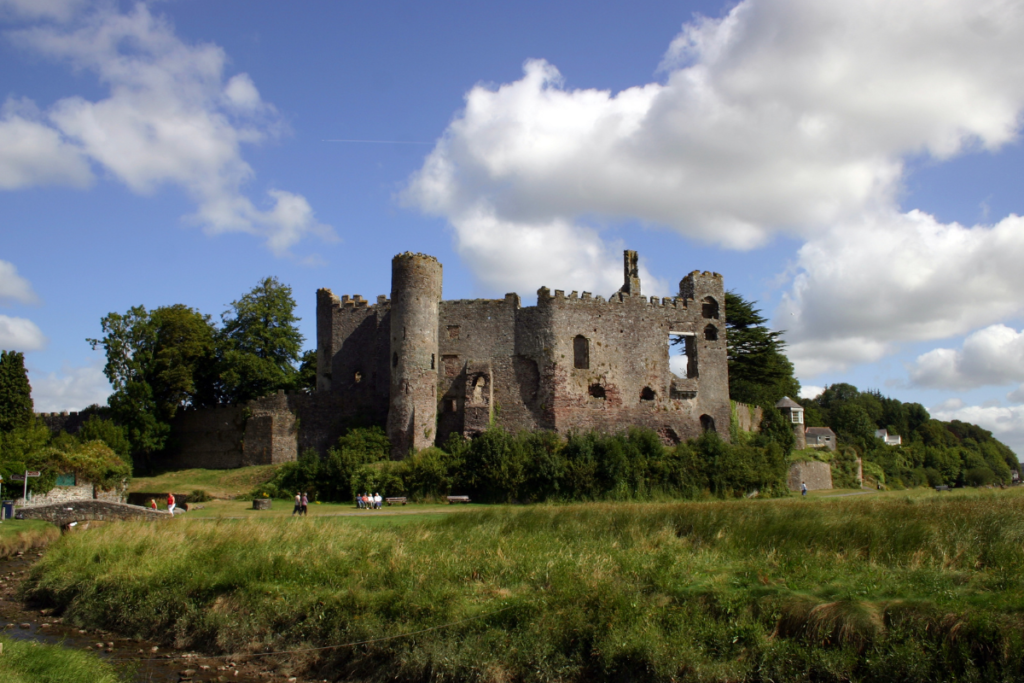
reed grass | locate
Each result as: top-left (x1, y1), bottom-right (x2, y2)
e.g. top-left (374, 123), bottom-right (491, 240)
top-left (22, 488), bottom-right (1024, 682)
top-left (0, 519), bottom-right (60, 558)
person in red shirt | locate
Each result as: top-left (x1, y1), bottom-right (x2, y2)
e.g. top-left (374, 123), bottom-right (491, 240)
top-left (167, 493), bottom-right (176, 514)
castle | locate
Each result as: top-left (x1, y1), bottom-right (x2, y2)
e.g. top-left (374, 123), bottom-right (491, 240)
top-left (45, 250), bottom-right (733, 468)
top-left (318, 250), bottom-right (731, 459)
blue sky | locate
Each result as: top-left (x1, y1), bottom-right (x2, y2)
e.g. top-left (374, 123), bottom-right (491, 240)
top-left (2, 0), bottom-right (1024, 457)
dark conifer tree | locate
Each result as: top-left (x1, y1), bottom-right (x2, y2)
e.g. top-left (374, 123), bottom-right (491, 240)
top-left (0, 350), bottom-right (34, 432)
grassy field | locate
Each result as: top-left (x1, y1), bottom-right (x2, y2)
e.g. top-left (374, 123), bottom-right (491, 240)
top-left (0, 519), bottom-right (60, 558)
top-left (22, 487), bottom-right (1024, 682)
top-left (0, 635), bottom-right (123, 683)
top-left (128, 464), bottom-right (282, 499)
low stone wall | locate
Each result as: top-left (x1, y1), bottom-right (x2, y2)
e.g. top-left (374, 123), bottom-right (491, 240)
top-left (15, 500), bottom-right (169, 526)
top-left (788, 460), bottom-right (833, 492)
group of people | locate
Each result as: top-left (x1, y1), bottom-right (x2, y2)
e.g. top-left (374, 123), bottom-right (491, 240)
top-left (292, 492), bottom-right (309, 516)
top-left (357, 492), bottom-right (383, 509)
top-left (149, 493), bottom-right (178, 513)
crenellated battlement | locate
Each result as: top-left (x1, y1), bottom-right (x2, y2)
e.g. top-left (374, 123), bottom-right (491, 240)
top-left (536, 286), bottom-right (691, 310)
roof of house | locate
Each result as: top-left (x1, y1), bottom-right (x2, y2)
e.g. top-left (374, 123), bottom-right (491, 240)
top-left (775, 396), bottom-right (802, 410)
top-left (805, 427), bottom-right (836, 437)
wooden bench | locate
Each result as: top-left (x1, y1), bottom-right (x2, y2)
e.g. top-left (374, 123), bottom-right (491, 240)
top-left (385, 497), bottom-right (407, 506)
top-left (934, 485), bottom-right (949, 492)
top-left (446, 495), bottom-right (471, 504)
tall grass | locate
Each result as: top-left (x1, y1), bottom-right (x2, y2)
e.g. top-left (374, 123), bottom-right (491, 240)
top-left (0, 635), bottom-right (123, 683)
top-left (0, 520), bottom-right (60, 558)
top-left (23, 489), bottom-right (1024, 682)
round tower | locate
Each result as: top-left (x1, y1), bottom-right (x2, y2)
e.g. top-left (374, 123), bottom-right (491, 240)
top-left (387, 252), bottom-right (442, 459)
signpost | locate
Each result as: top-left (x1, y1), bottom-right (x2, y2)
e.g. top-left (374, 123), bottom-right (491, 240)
top-left (10, 471), bottom-right (41, 503)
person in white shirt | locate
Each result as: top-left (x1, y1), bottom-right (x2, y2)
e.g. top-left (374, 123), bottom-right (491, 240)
top-left (374, 492), bottom-right (382, 509)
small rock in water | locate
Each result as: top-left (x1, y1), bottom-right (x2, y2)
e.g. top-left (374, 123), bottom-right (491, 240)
top-left (96, 642), bottom-right (105, 649)
top-left (79, 629), bottom-right (88, 634)
top-left (150, 646), bottom-right (159, 653)
top-left (19, 623), bottom-right (30, 629)
top-left (106, 641), bottom-right (114, 648)
top-left (199, 664), bottom-right (211, 671)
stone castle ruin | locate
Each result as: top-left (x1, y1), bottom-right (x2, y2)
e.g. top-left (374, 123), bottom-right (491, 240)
top-left (319, 250), bottom-right (731, 459)
top-left (54, 250), bottom-right (732, 468)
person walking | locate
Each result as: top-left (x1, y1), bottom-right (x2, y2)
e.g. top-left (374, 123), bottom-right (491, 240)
top-left (293, 492), bottom-right (301, 515)
top-left (801, 482), bottom-right (808, 496)
top-left (301, 492), bottom-right (309, 516)
top-left (167, 492), bottom-right (176, 514)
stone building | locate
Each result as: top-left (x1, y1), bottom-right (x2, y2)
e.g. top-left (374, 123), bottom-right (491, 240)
top-left (775, 397), bottom-right (806, 450)
top-left (806, 426), bottom-right (838, 451)
top-left (319, 250), bottom-right (731, 458)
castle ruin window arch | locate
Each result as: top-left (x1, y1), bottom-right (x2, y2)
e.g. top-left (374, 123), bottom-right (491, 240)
top-left (702, 296), bottom-right (719, 320)
top-left (704, 324), bottom-right (718, 341)
top-left (700, 414), bottom-right (716, 433)
top-left (574, 335), bottom-right (590, 370)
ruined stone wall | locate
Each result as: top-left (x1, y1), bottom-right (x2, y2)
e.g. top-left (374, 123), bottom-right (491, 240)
top-left (163, 404), bottom-right (247, 470)
top-left (788, 460), bottom-right (833, 491)
top-left (733, 402), bottom-right (763, 433)
top-left (38, 411), bottom-right (89, 435)
top-left (16, 500), bottom-right (167, 526)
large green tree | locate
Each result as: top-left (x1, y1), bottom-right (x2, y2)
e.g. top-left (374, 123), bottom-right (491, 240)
top-left (219, 276), bottom-right (304, 403)
top-left (0, 350), bottom-right (34, 432)
top-left (89, 304), bottom-right (219, 455)
top-left (723, 291), bottom-right (800, 407)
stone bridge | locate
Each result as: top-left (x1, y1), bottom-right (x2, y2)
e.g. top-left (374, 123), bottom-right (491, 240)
top-left (15, 500), bottom-right (171, 527)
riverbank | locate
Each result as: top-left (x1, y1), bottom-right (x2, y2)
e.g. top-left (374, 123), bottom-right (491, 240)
top-left (0, 520), bottom-right (60, 559)
top-left (20, 488), bottom-right (1024, 682)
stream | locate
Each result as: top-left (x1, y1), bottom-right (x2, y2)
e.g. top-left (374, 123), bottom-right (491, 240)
top-left (0, 551), bottom-right (325, 683)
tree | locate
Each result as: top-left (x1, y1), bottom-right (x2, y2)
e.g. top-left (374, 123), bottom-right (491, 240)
top-left (722, 291), bottom-right (800, 407)
top-left (0, 350), bottom-right (34, 432)
top-left (220, 277), bottom-right (304, 403)
top-left (296, 349), bottom-right (317, 392)
top-left (89, 304), bottom-right (219, 456)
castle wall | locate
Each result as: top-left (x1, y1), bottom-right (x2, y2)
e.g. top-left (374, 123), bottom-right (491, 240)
top-left (788, 460), bottom-right (833, 491)
top-left (164, 405), bottom-right (247, 470)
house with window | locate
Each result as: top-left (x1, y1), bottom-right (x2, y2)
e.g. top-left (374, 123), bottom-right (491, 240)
top-left (805, 427), bottom-right (837, 451)
top-left (775, 397), bottom-right (806, 449)
top-left (875, 428), bottom-right (902, 446)
top-left (13, 472), bottom-right (124, 507)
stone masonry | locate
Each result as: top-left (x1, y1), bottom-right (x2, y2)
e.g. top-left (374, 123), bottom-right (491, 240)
top-left (16, 500), bottom-right (168, 526)
top-left (320, 250), bottom-right (732, 459)
top-left (788, 460), bottom-right (833, 492)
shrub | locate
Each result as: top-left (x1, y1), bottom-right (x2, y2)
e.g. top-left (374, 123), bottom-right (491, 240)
top-left (964, 466), bottom-right (996, 487)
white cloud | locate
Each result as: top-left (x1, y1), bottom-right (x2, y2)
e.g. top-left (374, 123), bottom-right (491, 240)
top-left (0, 98), bottom-right (92, 189)
top-left (779, 211), bottom-right (1024, 375)
top-left (0, 314), bottom-right (46, 351)
top-left (406, 0), bottom-right (1024, 294)
top-left (0, 0), bottom-right (83, 22)
top-left (799, 385), bottom-right (824, 400)
top-left (910, 324), bottom-right (1024, 390)
top-left (2, 3), bottom-right (332, 256)
top-left (932, 402), bottom-right (1024, 458)
top-left (0, 259), bottom-right (39, 305)
top-left (1008, 385), bottom-right (1024, 404)
top-left (29, 358), bottom-right (110, 412)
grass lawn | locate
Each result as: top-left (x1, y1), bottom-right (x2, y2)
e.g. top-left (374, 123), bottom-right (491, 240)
top-left (0, 519), bottom-right (60, 558)
top-left (180, 497), bottom-right (487, 520)
top-left (23, 487), bottom-right (1024, 682)
top-left (0, 635), bottom-right (122, 683)
top-left (128, 465), bottom-right (282, 499)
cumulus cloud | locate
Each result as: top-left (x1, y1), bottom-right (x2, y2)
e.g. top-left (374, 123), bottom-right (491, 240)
top-left (0, 259), bottom-right (39, 305)
top-left (0, 0), bottom-right (83, 22)
top-left (405, 0), bottom-right (1024, 295)
top-left (932, 402), bottom-right (1024, 458)
top-left (799, 385), bottom-right (824, 400)
top-left (910, 324), bottom-right (1024, 390)
top-left (0, 314), bottom-right (46, 351)
top-left (1, 3), bottom-right (332, 256)
top-left (29, 358), bottom-right (110, 412)
top-left (780, 211), bottom-right (1024, 375)
top-left (0, 97), bottom-right (92, 189)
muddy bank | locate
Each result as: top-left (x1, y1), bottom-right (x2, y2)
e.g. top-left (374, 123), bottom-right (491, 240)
top-left (0, 551), bottom-right (327, 683)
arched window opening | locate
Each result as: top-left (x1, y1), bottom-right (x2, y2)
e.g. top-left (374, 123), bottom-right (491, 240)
top-left (430, 353), bottom-right (435, 370)
top-left (589, 384), bottom-right (606, 399)
top-left (574, 335), bottom-right (590, 369)
top-left (704, 324), bottom-right (718, 341)
top-left (640, 386), bottom-right (656, 401)
top-left (701, 296), bottom-right (719, 320)
top-left (700, 414), bottom-right (716, 433)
